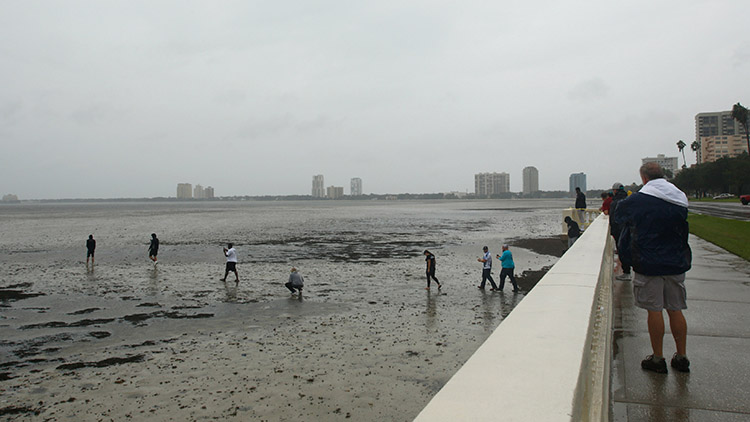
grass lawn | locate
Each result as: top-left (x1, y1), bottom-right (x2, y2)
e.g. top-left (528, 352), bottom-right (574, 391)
top-left (688, 213), bottom-right (750, 261)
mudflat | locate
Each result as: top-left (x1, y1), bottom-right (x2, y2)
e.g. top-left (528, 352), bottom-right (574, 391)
top-left (0, 200), bottom-right (567, 420)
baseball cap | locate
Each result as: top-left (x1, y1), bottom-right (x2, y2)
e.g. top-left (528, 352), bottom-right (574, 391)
top-left (612, 182), bottom-right (624, 190)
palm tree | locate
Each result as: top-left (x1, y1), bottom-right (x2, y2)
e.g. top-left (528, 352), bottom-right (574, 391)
top-left (690, 140), bottom-right (701, 164)
top-left (677, 139), bottom-right (687, 168)
top-left (731, 102), bottom-right (749, 155)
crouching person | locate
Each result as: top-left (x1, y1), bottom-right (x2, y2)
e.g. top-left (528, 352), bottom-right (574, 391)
top-left (285, 267), bottom-right (304, 295)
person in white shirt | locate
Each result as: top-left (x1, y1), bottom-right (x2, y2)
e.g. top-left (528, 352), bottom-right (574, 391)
top-left (221, 243), bottom-right (239, 285)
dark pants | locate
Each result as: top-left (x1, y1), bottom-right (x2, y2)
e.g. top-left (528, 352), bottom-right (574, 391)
top-left (480, 268), bottom-right (497, 289)
top-left (285, 282), bottom-right (302, 293)
top-left (613, 234), bottom-right (631, 274)
top-left (426, 270), bottom-right (439, 287)
top-left (499, 267), bottom-right (518, 291)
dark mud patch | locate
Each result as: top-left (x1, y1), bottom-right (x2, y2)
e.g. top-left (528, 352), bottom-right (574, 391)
top-left (89, 331), bottom-right (111, 339)
top-left (510, 236), bottom-right (566, 258)
top-left (57, 354), bottom-right (145, 371)
top-left (20, 318), bottom-right (116, 330)
top-left (0, 405), bottom-right (39, 417)
top-left (0, 289), bottom-right (45, 301)
top-left (1, 282), bottom-right (33, 289)
top-left (0, 372), bottom-right (16, 381)
top-left (68, 308), bottom-right (101, 315)
top-left (136, 302), bottom-right (161, 307)
top-left (516, 266), bottom-right (553, 292)
top-left (122, 311), bottom-right (214, 325)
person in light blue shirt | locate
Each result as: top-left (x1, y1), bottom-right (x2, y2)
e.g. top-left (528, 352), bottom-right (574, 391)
top-left (496, 244), bottom-right (519, 292)
top-left (477, 246), bottom-right (498, 290)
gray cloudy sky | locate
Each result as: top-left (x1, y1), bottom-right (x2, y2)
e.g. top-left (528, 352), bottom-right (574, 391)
top-left (1, 1), bottom-right (748, 199)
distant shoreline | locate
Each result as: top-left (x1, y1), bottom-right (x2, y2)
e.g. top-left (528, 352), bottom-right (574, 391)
top-left (4, 194), bottom-right (579, 204)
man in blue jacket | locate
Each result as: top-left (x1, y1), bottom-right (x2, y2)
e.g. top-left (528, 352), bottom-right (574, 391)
top-left (615, 162), bottom-right (692, 374)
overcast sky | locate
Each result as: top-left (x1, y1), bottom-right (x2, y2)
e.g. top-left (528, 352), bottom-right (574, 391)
top-left (1, 1), bottom-right (748, 199)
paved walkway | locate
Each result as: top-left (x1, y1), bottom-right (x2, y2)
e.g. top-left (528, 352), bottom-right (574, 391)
top-left (612, 236), bottom-right (750, 421)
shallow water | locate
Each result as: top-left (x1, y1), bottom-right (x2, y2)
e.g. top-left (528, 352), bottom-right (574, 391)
top-left (1, 199), bottom-right (567, 420)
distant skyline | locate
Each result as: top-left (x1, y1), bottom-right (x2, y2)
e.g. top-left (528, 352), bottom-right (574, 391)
top-left (1, 1), bottom-right (748, 199)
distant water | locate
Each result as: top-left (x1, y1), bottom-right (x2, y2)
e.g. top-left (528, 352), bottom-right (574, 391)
top-left (0, 199), bottom-right (566, 267)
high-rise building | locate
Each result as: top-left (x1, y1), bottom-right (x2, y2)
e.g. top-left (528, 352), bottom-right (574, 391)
top-left (568, 173), bottom-right (586, 195)
top-left (522, 166), bottom-right (539, 195)
top-left (326, 186), bottom-right (344, 199)
top-left (641, 154), bottom-right (679, 175)
top-left (193, 184), bottom-right (204, 199)
top-left (177, 183), bottom-right (192, 199)
top-left (474, 172), bottom-right (510, 197)
top-left (350, 178), bottom-right (362, 196)
top-left (699, 135), bottom-right (749, 163)
top-left (204, 186), bottom-right (215, 199)
top-left (312, 175), bottom-right (325, 198)
top-left (695, 110), bottom-right (748, 163)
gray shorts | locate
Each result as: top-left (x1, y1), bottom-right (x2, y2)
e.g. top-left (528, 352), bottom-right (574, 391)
top-left (632, 272), bottom-right (687, 312)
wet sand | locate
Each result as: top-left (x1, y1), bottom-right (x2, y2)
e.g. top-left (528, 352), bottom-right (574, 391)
top-left (1, 200), bottom-right (567, 420)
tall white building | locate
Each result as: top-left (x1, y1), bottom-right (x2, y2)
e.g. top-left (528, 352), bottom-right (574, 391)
top-left (177, 183), bottom-right (192, 199)
top-left (568, 173), bottom-right (586, 194)
top-left (193, 184), bottom-right (204, 199)
top-left (312, 175), bottom-right (325, 198)
top-left (350, 178), bottom-right (363, 196)
top-left (474, 172), bottom-right (510, 197)
top-left (641, 154), bottom-right (679, 175)
top-left (204, 186), bottom-right (215, 199)
top-left (522, 166), bottom-right (539, 194)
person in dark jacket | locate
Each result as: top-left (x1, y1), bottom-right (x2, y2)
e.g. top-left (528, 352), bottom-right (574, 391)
top-left (564, 216), bottom-right (581, 248)
top-left (615, 162), bottom-right (692, 374)
top-left (609, 183), bottom-right (631, 280)
top-left (86, 234), bottom-right (96, 266)
top-left (574, 187), bottom-right (587, 226)
top-left (149, 233), bottom-right (159, 266)
top-left (423, 250), bottom-right (441, 290)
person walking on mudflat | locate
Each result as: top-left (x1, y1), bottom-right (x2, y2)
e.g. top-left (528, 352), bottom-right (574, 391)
top-left (615, 162), bottom-right (692, 374)
top-left (148, 233), bottom-right (159, 266)
top-left (86, 234), bottom-right (96, 266)
top-left (221, 243), bottom-right (239, 285)
top-left (423, 250), bottom-right (441, 290)
top-left (496, 244), bottom-right (519, 292)
top-left (477, 246), bottom-right (498, 290)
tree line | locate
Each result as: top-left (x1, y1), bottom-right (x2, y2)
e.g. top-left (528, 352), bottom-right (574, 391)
top-left (672, 153), bottom-right (750, 197)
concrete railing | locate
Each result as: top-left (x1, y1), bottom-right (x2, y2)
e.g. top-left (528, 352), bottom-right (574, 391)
top-left (415, 214), bottom-right (614, 422)
top-left (562, 207), bottom-right (602, 232)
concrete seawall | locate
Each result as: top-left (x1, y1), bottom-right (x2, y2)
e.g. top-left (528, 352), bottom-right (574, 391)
top-left (415, 214), bottom-right (613, 422)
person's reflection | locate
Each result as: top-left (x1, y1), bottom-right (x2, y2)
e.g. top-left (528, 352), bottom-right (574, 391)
top-left (426, 290), bottom-right (438, 331)
top-left (222, 279), bottom-right (237, 302)
top-left (479, 290), bottom-right (497, 329)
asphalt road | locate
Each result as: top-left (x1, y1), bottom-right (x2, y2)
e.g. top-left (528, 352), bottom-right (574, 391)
top-left (689, 201), bottom-right (750, 221)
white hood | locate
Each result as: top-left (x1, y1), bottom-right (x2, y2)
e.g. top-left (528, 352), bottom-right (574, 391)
top-left (638, 178), bottom-right (689, 208)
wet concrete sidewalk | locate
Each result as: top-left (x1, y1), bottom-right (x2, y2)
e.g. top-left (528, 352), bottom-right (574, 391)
top-left (612, 236), bottom-right (750, 421)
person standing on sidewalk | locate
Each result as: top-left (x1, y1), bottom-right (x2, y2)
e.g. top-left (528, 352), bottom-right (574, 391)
top-left (615, 162), bottom-right (692, 374)
top-left (610, 183), bottom-right (631, 280)
top-left (423, 250), bottom-right (442, 290)
top-left (477, 246), bottom-right (498, 290)
top-left (496, 244), bottom-right (519, 292)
